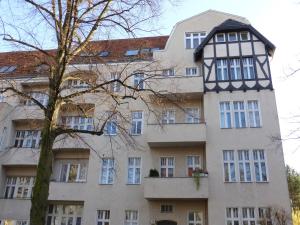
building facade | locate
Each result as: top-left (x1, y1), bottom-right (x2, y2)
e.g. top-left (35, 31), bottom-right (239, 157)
top-left (0, 10), bottom-right (291, 225)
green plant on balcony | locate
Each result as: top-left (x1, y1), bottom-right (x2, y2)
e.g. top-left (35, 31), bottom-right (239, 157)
top-left (192, 168), bottom-right (208, 190)
top-left (149, 169), bottom-right (159, 177)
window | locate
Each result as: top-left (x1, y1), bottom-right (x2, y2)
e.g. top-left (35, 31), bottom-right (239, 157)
top-left (233, 101), bottom-right (246, 128)
top-left (238, 150), bottom-right (252, 182)
top-left (242, 58), bottom-right (255, 79)
top-left (16, 221), bottom-right (28, 225)
top-left (100, 158), bottom-right (114, 184)
top-left (185, 32), bottom-right (206, 49)
top-left (61, 116), bottom-right (93, 131)
top-left (223, 150), bottom-right (236, 182)
top-left (97, 210), bottom-right (110, 225)
top-left (230, 59), bottom-right (241, 80)
top-left (68, 79), bottom-right (90, 88)
top-left (110, 72), bottom-right (121, 92)
top-left (185, 67), bottom-right (198, 76)
top-left (0, 92), bottom-right (4, 102)
top-left (46, 204), bottom-right (83, 225)
top-left (187, 156), bottom-right (201, 176)
top-left (0, 220), bottom-right (29, 225)
top-left (124, 210), bottom-right (138, 225)
top-left (131, 111), bottom-right (143, 135)
top-left (133, 73), bottom-right (144, 90)
top-left (59, 162), bottom-right (88, 182)
top-left (160, 204), bottom-right (173, 213)
top-left (253, 150), bottom-right (268, 182)
top-left (0, 65), bottom-right (17, 73)
top-left (258, 208), bottom-right (272, 225)
top-left (188, 212), bottom-right (203, 225)
top-left (25, 92), bottom-right (49, 107)
top-left (160, 157), bottom-right (174, 178)
top-left (220, 102), bottom-right (232, 128)
top-left (216, 33), bottom-right (225, 42)
top-left (226, 208), bottom-right (239, 225)
top-left (228, 32), bottom-right (238, 42)
top-left (125, 50), bottom-right (139, 56)
top-left (240, 31), bottom-right (250, 41)
top-left (247, 100), bottom-right (261, 127)
top-left (216, 59), bottom-right (228, 80)
top-left (128, 157), bottom-right (141, 184)
top-left (99, 51), bottom-right (109, 57)
top-left (4, 176), bottom-right (35, 199)
top-left (185, 108), bottom-right (200, 124)
top-left (162, 68), bottom-right (175, 77)
top-left (242, 208), bottom-right (256, 225)
top-left (14, 130), bottom-right (41, 148)
top-left (162, 109), bottom-right (176, 124)
top-left (104, 112), bottom-right (117, 135)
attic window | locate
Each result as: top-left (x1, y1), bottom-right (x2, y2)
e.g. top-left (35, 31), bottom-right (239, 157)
top-left (80, 52), bottom-right (94, 57)
top-left (240, 31), bottom-right (250, 41)
top-left (151, 47), bottom-right (160, 52)
top-left (216, 33), bottom-right (226, 42)
top-left (125, 50), bottom-right (139, 56)
top-left (99, 51), bottom-right (109, 57)
top-left (0, 66), bottom-right (17, 73)
top-left (228, 32), bottom-right (238, 42)
top-left (140, 48), bottom-right (151, 54)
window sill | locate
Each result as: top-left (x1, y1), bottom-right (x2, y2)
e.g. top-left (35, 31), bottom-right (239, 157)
top-left (99, 183), bottom-right (113, 185)
top-left (126, 183), bottom-right (141, 185)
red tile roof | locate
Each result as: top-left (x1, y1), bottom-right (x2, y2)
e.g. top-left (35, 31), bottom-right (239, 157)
top-left (0, 36), bottom-right (169, 78)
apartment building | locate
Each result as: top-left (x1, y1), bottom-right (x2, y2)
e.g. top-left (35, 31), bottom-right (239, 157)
top-left (0, 10), bottom-right (291, 225)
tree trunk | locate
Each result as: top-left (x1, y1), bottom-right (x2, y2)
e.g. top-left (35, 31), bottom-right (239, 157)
top-left (30, 120), bottom-right (55, 225)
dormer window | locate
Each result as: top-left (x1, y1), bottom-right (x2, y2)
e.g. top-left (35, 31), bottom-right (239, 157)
top-left (228, 32), bottom-right (238, 42)
top-left (240, 31), bottom-right (250, 41)
top-left (99, 51), bottom-right (109, 57)
top-left (185, 32), bottom-right (206, 49)
top-left (0, 65), bottom-right (17, 74)
top-left (216, 33), bottom-right (226, 42)
top-left (125, 50), bottom-right (139, 56)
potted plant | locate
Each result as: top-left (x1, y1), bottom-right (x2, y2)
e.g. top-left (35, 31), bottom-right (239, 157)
top-left (149, 169), bottom-right (159, 177)
top-left (192, 168), bottom-right (208, 190)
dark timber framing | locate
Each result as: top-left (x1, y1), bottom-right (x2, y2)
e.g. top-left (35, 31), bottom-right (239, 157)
top-left (194, 19), bottom-right (275, 93)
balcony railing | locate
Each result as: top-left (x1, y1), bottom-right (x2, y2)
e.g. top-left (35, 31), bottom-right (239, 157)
top-left (48, 181), bottom-right (87, 201)
top-left (144, 176), bottom-right (209, 199)
top-left (146, 122), bottom-right (206, 147)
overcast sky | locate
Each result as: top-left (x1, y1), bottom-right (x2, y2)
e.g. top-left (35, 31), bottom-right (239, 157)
top-left (1, 0), bottom-right (300, 171)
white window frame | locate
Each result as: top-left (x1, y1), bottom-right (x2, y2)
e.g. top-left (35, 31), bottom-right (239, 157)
top-left (162, 68), bottom-right (175, 77)
top-left (238, 150), bottom-right (252, 182)
top-left (216, 33), bottom-right (226, 42)
top-left (100, 158), bottom-right (114, 184)
top-left (97, 210), bottom-right (110, 225)
top-left (185, 107), bottom-right (200, 124)
top-left (61, 116), bottom-right (94, 131)
top-left (25, 92), bottom-right (49, 107)
top-left (228, 32), bottom-right (238, 42)
top-left (124, 210), bottom-right (138, 225)
top-left (240, 31), bottom-right (250, 41)
top-left (258, 207), bottom-right (272, 225)
top-left (230, 58), bottom-right (241, 80)
top-left (223, 150), bottom-right (236, 182)
top-left (242, 58), bottom-right (255, 79)
top-left (233, 101), bottom-right (247, 128)
top-left (59, 162), bottom-right (88, 183)
top-left (185, 32), bottom-right (206, 49)
top-left (162, 109), bottom-right (176, 124)
top-left (110, 72), bottom-right (121, 92)
top-left (46, 204), bottom-right (83, 225)
top-left (160, 157), bottom-right (175, 178)
top-left (104, 112), bottom-right (117, 135)
top-left (247, 100), bottom-right (261, 128)
top-left (188, 211), bottom-right (203, 225)
top-left (226, 208), bottom-right (239, 225)
top-left (127, 157), bottom-right (141, 184)
top-left (14, 130), bottom-right (41, 148)
top-left (133, 73), bottom-right (144, 90)
top-left (131, 111), bottom-right (143, 135)
top-left (68, 79), bottom-right (90, 88)
top-left (0, 92), bottom-right (5, 103)
top-left (216, 59), bottom-right (229, 80)
top-left (220, 102), bottom-right (232, 128)
top-left (4, 176), bottom-right (35, 199)
top-left (186, 155), bottom-right (201, 177)
top-left (253, 150), bottom-right (268, 182)
top-left (242, 207), bottom-right (256, 225)
top-left (185, 67), bottom-right (198, 76)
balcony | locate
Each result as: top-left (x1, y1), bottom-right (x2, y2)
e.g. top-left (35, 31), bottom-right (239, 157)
top-left (11, 105), bottom-right (44, 121)
top-left (148, 76), bottom-right (204, 97)
top-left (0, 199), bottom-right (31, 218)
top-left (146, 123), bottom-right (206, 147)
top-left (48, 182), bottom-right (87, 201)
top-left (144, 176), bottom-right (209, 200)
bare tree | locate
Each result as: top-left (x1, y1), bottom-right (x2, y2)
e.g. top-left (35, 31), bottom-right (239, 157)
top-left (0, 1), bottom-right (174, 225)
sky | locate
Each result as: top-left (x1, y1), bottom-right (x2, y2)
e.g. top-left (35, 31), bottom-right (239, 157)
top-left (0, 0), bottom-right (300, 171)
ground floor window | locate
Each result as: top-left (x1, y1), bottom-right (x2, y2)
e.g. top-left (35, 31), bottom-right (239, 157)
top-left (125, 210), bottom-right (138, 225)
top-left (46, 204), bottom-right (83, 225)
top-left (97, 210), bottom-right (110, 225)
top-left (188, 211), bottom-right (203, 225)
top-left (0, 220), bottom-right (28, 225)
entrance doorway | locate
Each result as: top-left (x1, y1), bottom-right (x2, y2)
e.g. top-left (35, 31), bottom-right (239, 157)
top-left (156, 220), bottom-right (177, 225)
